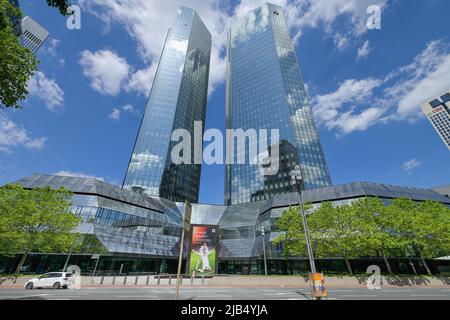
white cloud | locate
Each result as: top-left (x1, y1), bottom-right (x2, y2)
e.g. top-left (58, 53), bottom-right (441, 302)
top-left (108, 104), bottom-right (136, 121)
top-left (357, 40), bottom-right (372, 60)
top-left (79, 0), bottom-right (229, 95)
top-left (327, 107), bottom-right (385, 134)
top-left (402, 159), bottom-right (422, 174)
top-left (122, 104), bottom-right (134, 112)
top-left (312, 39), bottom-right (450, 135)
top-left (312, 78), bottom-right (382, 133)
top-left (297, 0), bottom-right (387, 36)
top-left (125, 63), bottom-right (157, 96)
top-left (44, 38), bottom-right (60, 57)
top-left (53, 171), bottom-right (105, 181)
top-left (109, 108), bottom-right (121, 121)
top-left (386, 40), bottom-right (450, 119)
top-left (43, 38), bottom-right (66, 67)
top-left (0, 114), bottom-right (47, 153)
top-left (27, 71), bottom-right (64, 111)
top-left (79, 49), bottom-right (131, 96)
top-left (333, 33), bottom-right (350, 50)
top-left (79, 0), bottom-right (387, 96)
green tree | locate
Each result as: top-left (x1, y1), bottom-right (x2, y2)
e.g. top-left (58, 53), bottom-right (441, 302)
top-left (388, 198), bottom-right (450, 275)
top-left (0, 183), bottom-right (80, 274)
top-left (0, 0), bottom-right (71, 109)
top-left (45, 0), bottom-right (72, 16)
top-left (308, 202), bottom-right (373, 274)
top-left (352, 197), bottom-right (399, 274)
top-left (272, 206), bottom-right (309, 259)
top-left (0, 0), bottom-right (37, 109)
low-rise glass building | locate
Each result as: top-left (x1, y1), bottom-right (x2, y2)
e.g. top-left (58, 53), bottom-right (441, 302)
top-left (5, 174), bottom-right (450, 275)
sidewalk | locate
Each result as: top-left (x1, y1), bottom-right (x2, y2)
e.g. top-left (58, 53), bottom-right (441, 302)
top-left (1, 275), bottom-right (449, 289)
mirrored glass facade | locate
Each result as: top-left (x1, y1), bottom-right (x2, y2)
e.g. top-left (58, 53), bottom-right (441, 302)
top-left (123, 7), bottom-right (211, 203)
top-left (16, 174), bottom-right (450, 261)
top-left (225, 3), bottom-right (332, 205)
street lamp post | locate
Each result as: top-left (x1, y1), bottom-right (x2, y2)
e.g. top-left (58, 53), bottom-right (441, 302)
top-left (291, 166), bottom-right (317, 275)
top-left (261, 226), bottom-right (268, 276)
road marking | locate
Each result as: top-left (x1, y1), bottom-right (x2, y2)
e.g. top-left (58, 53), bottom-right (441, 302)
top-left (410, 295), bottom-right (448, 297)
top-left (339, 295), bottom-right (377, 297)
top-left (271, 292), bottom-right (298, 295)
top-left (117, 295), bottom-right (159, 298)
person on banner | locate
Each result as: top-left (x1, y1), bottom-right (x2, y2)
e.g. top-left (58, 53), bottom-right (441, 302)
top-left (195, 242), bottom-right (212, 273)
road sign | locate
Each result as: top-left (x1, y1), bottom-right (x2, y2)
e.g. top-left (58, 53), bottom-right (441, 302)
top-left (91, 254), bottom-right (100, 260)
top-left (309, 273), bottom-right (327, 299)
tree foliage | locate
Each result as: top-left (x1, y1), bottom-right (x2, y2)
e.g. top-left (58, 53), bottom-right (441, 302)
top-left (0, 183), bottom-right (80, 272)
top-left (0, 0), bottom-right (37, 109)
top-left (45, 0), bottom-right (72, 16)
top-left (274, 197), bottom-right (450, 274)
top-left (0, 0), bottom-right (71, 109)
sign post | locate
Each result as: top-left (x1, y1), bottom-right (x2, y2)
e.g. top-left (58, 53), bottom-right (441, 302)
top-left (91, 254), bottom-right (100, 286)
top-left (175, 201), bottom-right (192, 300)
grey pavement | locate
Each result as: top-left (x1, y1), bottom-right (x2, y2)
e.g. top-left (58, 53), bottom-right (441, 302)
top-left (0, 287), bottom-right (449, 300)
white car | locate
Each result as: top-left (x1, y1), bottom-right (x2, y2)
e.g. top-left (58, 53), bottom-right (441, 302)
top-left (24, 272), bottom-right (72, 290)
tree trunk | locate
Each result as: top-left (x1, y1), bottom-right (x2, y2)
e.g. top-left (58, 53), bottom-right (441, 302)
top-left (344, 258), bottom-right (353, 275)
top-left (381, 249), bottom-right (393, 274)
top-left (418, 249), bottom-right (432, 276)
top-left (14, 251), bottom-right (29, 274)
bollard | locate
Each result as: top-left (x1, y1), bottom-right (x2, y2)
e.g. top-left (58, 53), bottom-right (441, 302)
top-left (146, 276), bottom-right (150, 285)
top-left (169, 275), bottom-right (172, 285)
top-left (100, 276), bottom-right (104, 285)
top-left (112, 276), bottom-right (116, 285)
top-left (123, 276), bottom-right (127, 285)
top-left (157, 275), bottom-right (161, 285)
top-left (134, 276), bottom-right (138, 285)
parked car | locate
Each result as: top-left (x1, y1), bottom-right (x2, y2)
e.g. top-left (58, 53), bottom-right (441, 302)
top-left (24, 272), bottom-right (72, 289)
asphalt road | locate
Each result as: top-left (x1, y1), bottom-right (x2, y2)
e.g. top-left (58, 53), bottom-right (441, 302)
top-left (0, 287), bottom-right (449, 300)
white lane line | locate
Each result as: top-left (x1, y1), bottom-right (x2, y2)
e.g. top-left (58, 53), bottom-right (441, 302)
top-left (410, 295), bottom-right (448, 297)
top-left (339, 295), bottom-right (377, 297)
top-left (117, 295), bottom-right (159, 298)
top-left (189, 295), bottom-right (233, 298)
top-left (381, 290), bottom-right (414, 292)
top-left (272, 292), bottom-right (299, 295)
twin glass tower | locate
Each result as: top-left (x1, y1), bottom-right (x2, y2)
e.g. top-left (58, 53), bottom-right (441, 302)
top-left (123, 4), bottom-right (332, 205)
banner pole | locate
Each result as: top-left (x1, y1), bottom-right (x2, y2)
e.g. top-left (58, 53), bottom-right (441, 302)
top-left (175, 201), bottom-right (191, 300)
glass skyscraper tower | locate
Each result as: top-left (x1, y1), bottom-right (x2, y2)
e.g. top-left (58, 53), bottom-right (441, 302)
top-left (123, 7), bottom-right (211, 203)
top-left (225, 3), bottom-right (332, 205)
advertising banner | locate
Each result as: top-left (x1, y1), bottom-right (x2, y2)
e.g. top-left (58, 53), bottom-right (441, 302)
top-left (188, 225), bottom-right (218, 276)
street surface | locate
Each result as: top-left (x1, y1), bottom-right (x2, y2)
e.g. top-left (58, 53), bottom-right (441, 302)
top-left (0, 287), bottom-right (449, 300)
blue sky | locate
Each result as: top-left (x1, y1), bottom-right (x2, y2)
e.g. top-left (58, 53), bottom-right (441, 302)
top-left (1, 0), bottom-right (449, 205)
